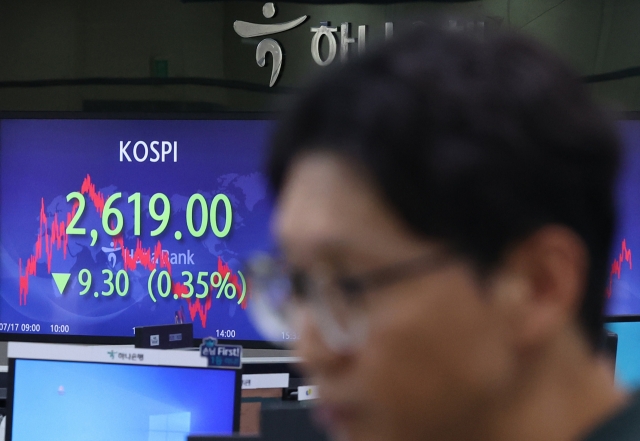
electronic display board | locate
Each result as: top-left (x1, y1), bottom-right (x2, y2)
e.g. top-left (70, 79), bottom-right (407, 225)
top-left (0, 117), bottom-right (276, 345)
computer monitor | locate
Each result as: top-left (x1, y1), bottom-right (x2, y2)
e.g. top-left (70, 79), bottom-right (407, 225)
top-left (186, 403), bottom-right (327, 441)
top-left (0, 114), bottom-right (278, 346)
top-left (604, 320), bottom-right (640, 388)
top-left (4, 342), bottom-right (241, 441)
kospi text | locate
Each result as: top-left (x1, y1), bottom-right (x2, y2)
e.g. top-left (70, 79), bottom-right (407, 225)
top-left (119, 140), bottom-right (178, 162)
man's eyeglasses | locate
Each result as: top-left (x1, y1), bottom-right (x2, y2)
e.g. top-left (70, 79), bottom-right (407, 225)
top-left (244, 249), bottom-right (454, 352)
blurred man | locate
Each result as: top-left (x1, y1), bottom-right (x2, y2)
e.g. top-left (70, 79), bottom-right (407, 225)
top-left (258, 23), bottom-right (639, 441)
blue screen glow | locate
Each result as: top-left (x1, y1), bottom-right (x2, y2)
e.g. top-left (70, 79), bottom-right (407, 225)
top-left (605, 322), bottom-right (640, 389)
top-left (10, 359), bottom-right (237, 441)
top-left (0, 119), bottom-right (275, 342)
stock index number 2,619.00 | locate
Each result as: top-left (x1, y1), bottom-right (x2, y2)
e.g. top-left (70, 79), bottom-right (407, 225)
top-left (65, 191), bottom-right (233, 239)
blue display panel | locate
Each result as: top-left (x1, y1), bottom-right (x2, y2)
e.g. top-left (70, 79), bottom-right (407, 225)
top-left (0, 118), bottom-right (275, 342)
top-left (605, 322), bottom-right (640, 388)
top-left (607, 120), bottom-right (640, 316)
top-left (9, 359), bottom-right (237, 441)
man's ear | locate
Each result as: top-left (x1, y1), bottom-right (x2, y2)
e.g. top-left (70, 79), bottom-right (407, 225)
top-left (490, 225), bottom-right (589, 350)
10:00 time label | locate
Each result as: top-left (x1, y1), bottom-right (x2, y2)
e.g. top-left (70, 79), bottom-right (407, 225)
top-left (51, 324), bottom-right (70, 333)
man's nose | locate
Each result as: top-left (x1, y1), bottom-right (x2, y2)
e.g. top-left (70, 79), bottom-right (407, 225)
top-left (293, 307), bottom-right (351, 378)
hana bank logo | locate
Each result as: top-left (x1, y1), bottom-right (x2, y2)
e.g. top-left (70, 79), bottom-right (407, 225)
top-left (234, 6), bottom-right (495, 88)
top-left (234, 2), bottom-right (394, 87)
top-left (233, 2), bottom-right (308, 87)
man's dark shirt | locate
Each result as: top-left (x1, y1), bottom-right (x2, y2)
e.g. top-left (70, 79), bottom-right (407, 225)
top-left (582, 393), bottom-right (640, 441)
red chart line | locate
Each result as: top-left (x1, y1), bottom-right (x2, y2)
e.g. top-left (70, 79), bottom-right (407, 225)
top-left (607, 239), bottom-right (632, 298)
top-left (17, 174), bottom-right (244, 327)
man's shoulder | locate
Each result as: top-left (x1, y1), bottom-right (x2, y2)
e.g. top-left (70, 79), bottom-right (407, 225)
top-left (582, 392), bottom-right (640, 441)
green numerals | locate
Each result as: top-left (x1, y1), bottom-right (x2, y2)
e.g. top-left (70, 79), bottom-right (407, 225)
top-left (115, 270), bottom-right (129, 296)
top-left (210, 194), bottom-right (232, 238)
top-left (157, 271), bottom-right (171, 298)
top-left (102, 269), bottom-right (115, 296)
top-left (186, 194), bottom-right (208, 237)
top-left (103, 193), bottom-right (124, 236)
top-left (186, 193), bottom-right (232, 238)
top-left (196, 271), bottom-right (209, 298)
top-left (126, 192), bottom-right (171, 237)
top-left (175, 271), bottom-right (208, 299)
top-left (78, 269), bottom-right (92, 295)
top-left (77, 269), bottom-right (129, 297)
top-left (128, 193), bottom-right (142, 236)
top-left (149, 193), bottom-right (171, 236)
top-left (66, 192), bottom-right (86, 235)
top-left (66, 190), bottom-right (231, 239)
top-left (181, 271), bottom-right (194, 298)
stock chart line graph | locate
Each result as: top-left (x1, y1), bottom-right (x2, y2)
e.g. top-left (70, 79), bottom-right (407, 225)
top-left (606, 239), bottom-right (633, 299)
top-left (17, 173), bottom-right (246, 328)
top-left (18, 175), bottom-right (107, 304)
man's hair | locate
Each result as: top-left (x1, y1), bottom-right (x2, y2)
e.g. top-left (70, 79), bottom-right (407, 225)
top-left (267, 23), bottom-right (620, 349)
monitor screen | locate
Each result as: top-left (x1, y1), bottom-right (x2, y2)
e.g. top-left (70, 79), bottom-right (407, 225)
top-left (606, 120), bottom-right (640, 317)
top-left (604, 321), bottom-right (640, 388)
top-left (7, 357), bottom-right (239, 441)
top-left (0, 117), bottom-right (275, 344)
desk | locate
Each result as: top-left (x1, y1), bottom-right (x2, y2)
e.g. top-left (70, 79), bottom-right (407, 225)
top-left (241, 388), bottom-right (283, 435)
